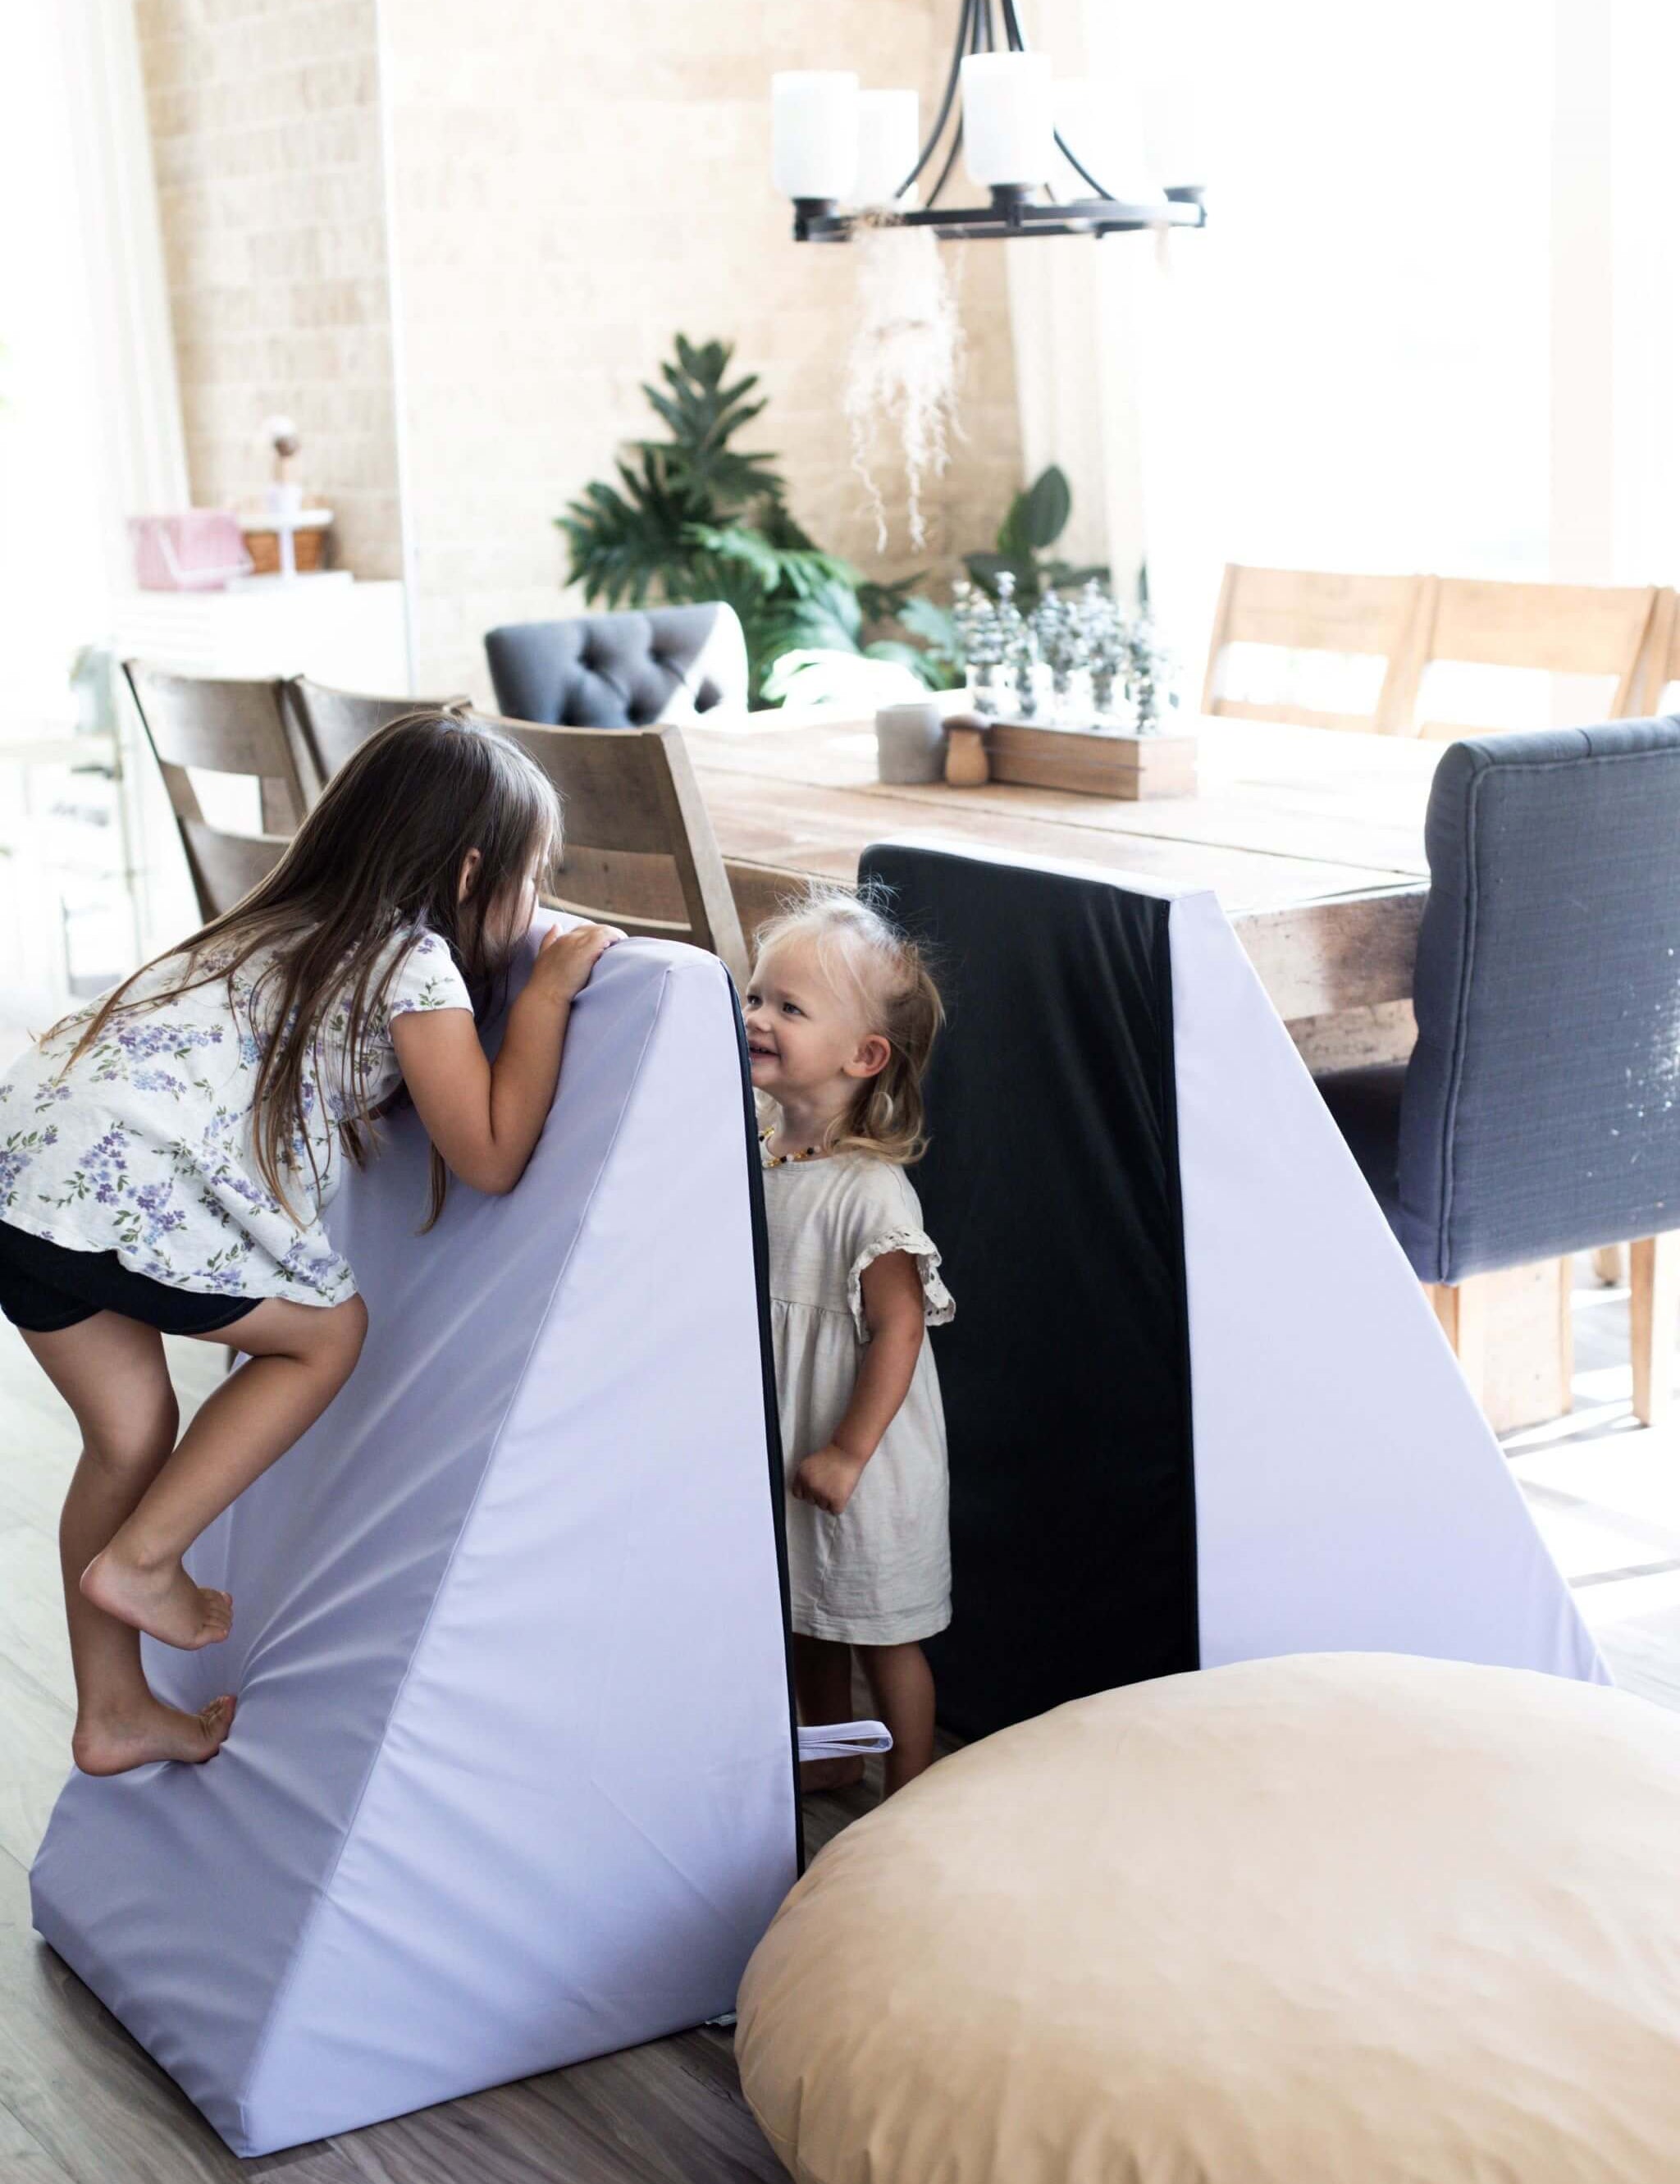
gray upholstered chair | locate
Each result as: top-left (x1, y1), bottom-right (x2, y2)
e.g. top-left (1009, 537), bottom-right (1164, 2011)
top-left (483, 604), bottom-right (747, 729)
top-left (1318, 715), bottom-right (1680, 1423)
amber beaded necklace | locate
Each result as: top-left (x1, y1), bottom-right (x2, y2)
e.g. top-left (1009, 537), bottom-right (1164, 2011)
top-left (760, 1128), bottom-right (823, 1167)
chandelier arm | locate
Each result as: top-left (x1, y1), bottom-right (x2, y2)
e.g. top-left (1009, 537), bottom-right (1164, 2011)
top-left (897, 0), bottom-right (972, 200)
top-left (996, 0), bottom-right (1121, 203)
top-left (924, 118), bottom-right (966, 212)
top-left (1052, 130), bottom-right (1117, 202)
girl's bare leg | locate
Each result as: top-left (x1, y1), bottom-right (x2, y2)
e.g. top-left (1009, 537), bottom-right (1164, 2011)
top-left (23, 1312), bottom-right (236, 1775)
top-left (857, 1640), bottom-right (935, 1796)
top-left (792, 1632), bottom-right (865, 1790)
top-left (80, 1293), bottom-right (367, 1650)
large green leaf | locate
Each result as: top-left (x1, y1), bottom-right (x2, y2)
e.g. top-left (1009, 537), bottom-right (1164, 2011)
top-left (964, 549), bottom-right (1038, 601)
top-left (993, 491), bottom-right (1032, 564)
top-left (632, 335), bottom-right (783, 511)
top-left (1017, 464), bottom-right (1072, 550)
top-left (557, 445), bottom-right (707, 608)
top-left (687, 524), bottom-right (858, 604)
top-left (895, 595), bottom-right (965, 681)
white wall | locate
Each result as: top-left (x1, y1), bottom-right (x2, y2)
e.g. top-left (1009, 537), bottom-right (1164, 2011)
top-left (1009, 0), bottom-right (1680, 688)
top-left (1552, 0), bottom-right (1680, 595)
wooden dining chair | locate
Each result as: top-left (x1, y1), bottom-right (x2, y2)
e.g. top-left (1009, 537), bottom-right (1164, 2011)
top-left (282, 679), bottom-right (468, 785)
top-left (1399, 577), bottom-right (1659, 741)
top-left (1200, 566), bottom-right (1434, 733)
top-left (124, 662), bottom-right (308, 921)
top-left (1630, 585), bottom-right (1680, 717)
top-left (482, 715), bottom-right (750, 989)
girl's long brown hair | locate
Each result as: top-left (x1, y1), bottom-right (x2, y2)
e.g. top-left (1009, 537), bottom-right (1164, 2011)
top-left (58, 710), bottom-right (560, 1227)
top-left (752, 886), bottom-right (943, 1164)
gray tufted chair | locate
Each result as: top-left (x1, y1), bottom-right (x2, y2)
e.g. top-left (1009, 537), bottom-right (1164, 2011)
top-left (483, 604), bottom-right (748, 729)
top-left (1319, 714), bottom-right (1680, 1423)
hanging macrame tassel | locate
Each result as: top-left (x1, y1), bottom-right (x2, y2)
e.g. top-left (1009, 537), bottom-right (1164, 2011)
top-left (844, 215), bottom-right (963, 553)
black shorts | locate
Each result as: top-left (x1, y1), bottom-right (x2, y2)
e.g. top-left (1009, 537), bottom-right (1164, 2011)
top-left (0, 1222), bottom-right (260, 1338)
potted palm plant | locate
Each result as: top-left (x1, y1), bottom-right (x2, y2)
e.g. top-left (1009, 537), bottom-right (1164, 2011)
top-left (559, 336), bottom-right (941, 706)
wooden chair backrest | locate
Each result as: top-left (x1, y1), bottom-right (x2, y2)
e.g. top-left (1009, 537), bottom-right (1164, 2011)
top-left (283, 679), bottom-right (468, 784)
top-left (1632, 587), bottom-right (1680, 716)
top-left (123, 661), bottom-right (309, 920)
top-left (1200, 566), bottom-right (1432, 734)
top-left (480, 715), bottom-right (749, 990)
top-left (1405, 577), bottom-right (1660, 740)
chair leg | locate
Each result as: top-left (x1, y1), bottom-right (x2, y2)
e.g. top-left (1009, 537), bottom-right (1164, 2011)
top-left (1555, 1254), bottom-right (1574, 1417)
top-left (1591, 1244), bottom-right (1626, 1286)
top-left (1629, 1233), bottom-right (1680, 1428)
top-left (1428, 1280), bottom-right (1486, 1405)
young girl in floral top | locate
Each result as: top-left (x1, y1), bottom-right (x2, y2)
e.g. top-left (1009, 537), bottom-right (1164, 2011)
top-left (0, 711), bottom-right (619, 1776)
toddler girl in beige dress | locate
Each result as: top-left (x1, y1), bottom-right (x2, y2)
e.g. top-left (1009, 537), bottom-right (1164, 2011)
top-left (744, 890), bottom-right (952, 1797)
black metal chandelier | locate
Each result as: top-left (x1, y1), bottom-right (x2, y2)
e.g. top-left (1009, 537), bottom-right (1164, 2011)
top-left (771, 0), bottom-right (1206, 245)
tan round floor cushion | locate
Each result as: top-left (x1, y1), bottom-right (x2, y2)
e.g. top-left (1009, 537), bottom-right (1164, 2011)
top-left (737, 1654), bottom-right (1680, 2184)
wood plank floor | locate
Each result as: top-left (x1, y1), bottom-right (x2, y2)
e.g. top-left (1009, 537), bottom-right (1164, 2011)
top-left (2, 1272), bottom-right (1676, 2182)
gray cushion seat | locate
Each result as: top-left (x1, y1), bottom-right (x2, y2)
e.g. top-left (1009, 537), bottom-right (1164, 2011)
top-left (483, 604), bottom-right (747, 728)
top-left (1320, 715), bottom-right (1680, 1284)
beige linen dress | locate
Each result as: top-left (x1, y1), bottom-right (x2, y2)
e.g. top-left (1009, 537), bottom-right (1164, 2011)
top-left (760, 1146), bottom-right (954, 1645)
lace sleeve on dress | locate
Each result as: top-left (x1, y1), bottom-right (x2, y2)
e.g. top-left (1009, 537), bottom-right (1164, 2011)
top-left (847, 1228), bottom-right (956, 1342)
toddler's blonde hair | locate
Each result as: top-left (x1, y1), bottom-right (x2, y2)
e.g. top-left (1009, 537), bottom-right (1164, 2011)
top-left (751, 886), bottom-right (943, 1165)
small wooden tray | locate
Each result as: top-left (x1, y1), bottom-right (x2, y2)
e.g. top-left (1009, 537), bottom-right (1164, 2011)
top-left (984, 718), bottom-right (1197, 800)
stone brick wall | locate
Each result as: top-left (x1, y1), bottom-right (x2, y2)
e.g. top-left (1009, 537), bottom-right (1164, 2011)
top-left (134, 0), bottom-right (403, 580)
top-left (135, 0), bottom-right (1023, 696)
top-left (381, 0), bottom-right (1023, 697)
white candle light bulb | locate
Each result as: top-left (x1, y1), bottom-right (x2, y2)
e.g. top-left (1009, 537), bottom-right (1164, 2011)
top-left (961, 51), bottom-right (1054, 190)
top-left (771, 71), bottom-right (860, 202)
top-left (852, 88), bottom-right (920, 208)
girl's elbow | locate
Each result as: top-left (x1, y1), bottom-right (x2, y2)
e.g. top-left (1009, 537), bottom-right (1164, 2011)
top-left (489, 1145), bottom-right (541, 1195)
top-left (449, 1150), bottom-right (524, 1196)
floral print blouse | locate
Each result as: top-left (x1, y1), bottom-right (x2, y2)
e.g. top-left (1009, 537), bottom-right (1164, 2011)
top-left (0, 930), bottom-right (472, 1308)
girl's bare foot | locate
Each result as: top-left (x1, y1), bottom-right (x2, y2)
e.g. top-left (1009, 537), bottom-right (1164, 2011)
top-left (71, 1693), bottom-right (237, 1775)
top-left (80, 1547), bottom-right (233, 1651)
top-left (799, 1754), bottom-right (867, 1793)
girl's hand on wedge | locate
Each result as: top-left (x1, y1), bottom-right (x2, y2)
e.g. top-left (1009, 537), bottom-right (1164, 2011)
top-left (528, 922), bottom-right (625, 1005)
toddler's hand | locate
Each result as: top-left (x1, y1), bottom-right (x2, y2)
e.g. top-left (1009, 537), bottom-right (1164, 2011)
top-left (530, 921), bottom-right (624, 1003)
top-left (792, 1443), bottom-right (870, 1516)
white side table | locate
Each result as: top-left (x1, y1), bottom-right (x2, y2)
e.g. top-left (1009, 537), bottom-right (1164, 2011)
top-left (110, 578), bottom-right (408, 689)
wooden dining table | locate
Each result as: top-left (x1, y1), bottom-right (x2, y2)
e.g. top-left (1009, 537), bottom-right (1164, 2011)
top-left (687, 709), bottom-right (1442, 1066)
top-left (684, 706), bottom-right (1579, 1432)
